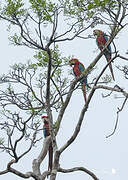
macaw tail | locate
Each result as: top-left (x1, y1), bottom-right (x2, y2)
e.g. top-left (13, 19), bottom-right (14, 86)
top-left (104, 50), bottom-right (115, 81)
top-left (81, 83), bottom-right (87, 103)
top-left (108, 62), bottom-right (115, 81)
top-left (48, 142), bottom-right (53, 172)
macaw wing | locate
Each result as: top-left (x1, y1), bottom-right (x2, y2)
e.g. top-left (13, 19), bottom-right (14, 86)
top-left (43, 128), bottom-right (47, 138)
top-left (78, 63), bottom-right (85, 73)
top-left (104, 33), bottom-right (108, 41)
top-left (78, 63), bottom-right (87, 85)
top-left (104, 34), bottom-right (111, 52)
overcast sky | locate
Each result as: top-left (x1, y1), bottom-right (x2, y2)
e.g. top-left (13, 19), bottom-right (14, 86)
top-left (0, 15), bottom-right (128, 180)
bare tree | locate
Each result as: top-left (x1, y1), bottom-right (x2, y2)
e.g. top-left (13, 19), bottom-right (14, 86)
top-left (0, 0), bottom-right (128, 180)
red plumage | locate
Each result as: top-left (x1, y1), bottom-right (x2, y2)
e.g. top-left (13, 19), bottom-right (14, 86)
top-left (69, 58), bottom-right (87, 103)
top-left (93, 29), bottom-right (115, 81)
top-left (73, 61), bottom-right (82, 77)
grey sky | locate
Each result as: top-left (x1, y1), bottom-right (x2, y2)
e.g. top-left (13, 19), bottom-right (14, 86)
top-left (0, 15), bottom-right (128, 180)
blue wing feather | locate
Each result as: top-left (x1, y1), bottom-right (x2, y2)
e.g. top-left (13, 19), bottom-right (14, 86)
top-left (78, 63), bottom-right (87, 85)
top-left (104, 34), bottom-right (111, 52)
top-left (78, 63), bottom-right (85, 73)
top-left (43, 128), bottom-right (47, 138)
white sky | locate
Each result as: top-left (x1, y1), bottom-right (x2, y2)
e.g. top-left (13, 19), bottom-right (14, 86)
top-left (0, 10), bottom-right (128, 180)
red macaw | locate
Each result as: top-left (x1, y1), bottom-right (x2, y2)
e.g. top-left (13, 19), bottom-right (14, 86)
top-left (42, 115), bottom-right (53, 172)
top-left (93, 29), bottom-right (115, 81)
top-left (69, 58), bottom-right (87, 103)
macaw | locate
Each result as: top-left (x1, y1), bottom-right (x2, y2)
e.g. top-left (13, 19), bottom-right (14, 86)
top-left (69, 58), bottom-right (87, 103)
top-left (42, 115), bottom-right (53, 172)
top-left (93, 29), bottom-right (115, 81)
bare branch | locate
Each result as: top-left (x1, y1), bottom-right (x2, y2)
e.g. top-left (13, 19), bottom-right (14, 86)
top-left (94, 85), bottom-right (128, 97)
top-left (106, 96), bottom-right (128, 138)
top-left (58, 167), bottom-right (99, 180)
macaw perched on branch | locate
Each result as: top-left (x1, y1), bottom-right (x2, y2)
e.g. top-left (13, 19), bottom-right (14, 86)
top-left (69, 58), bottom-right (87, 103)
top-left (93, 29), bottom-right (115, 81)
top-left (42, 115), bottom-right (53, 172)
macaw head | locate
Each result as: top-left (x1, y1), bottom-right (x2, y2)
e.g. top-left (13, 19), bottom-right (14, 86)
top-left (93, 29), bottom-right (103, 36)
top-left (41, 115), bottom-right (49, 124)
top-left (69, 58), bottom-right (79, 66)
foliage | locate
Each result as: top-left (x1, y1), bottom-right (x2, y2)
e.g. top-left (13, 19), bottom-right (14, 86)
top-left (2, 0), bottom-right (26, 17)
top-left (29, 0), bottom-right (56, 21)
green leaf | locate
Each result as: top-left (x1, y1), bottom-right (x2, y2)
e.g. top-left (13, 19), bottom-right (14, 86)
top-left (94, 0), bottom-right (100, 5)
top-left (3, 0), bottom-right (26, 17)
top-left (29, 0), bottom-right (55, 22)
top-left (88, 3), bottom-right (95, 10)
top-left (9, 33), bottom-right (22, 45)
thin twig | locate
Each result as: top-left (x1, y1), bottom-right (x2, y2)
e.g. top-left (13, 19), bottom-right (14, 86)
top-left (106, 96), bottom-right (128, 138)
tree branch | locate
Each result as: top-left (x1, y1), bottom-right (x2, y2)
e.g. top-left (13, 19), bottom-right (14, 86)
top-left (106, 96), bottom-right (128, 138)
top-left (32, 136), bottom-right (51, 176)
top-left (58, 167), bottom-right (99, 180)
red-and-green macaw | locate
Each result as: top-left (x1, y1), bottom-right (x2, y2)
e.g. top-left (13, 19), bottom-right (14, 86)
top-left (42, 115), bottom-right (53, 172)
top-left (93, 29), bottom-right (115, 81)
top-left (69, 58), bottom-right (87, 103)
